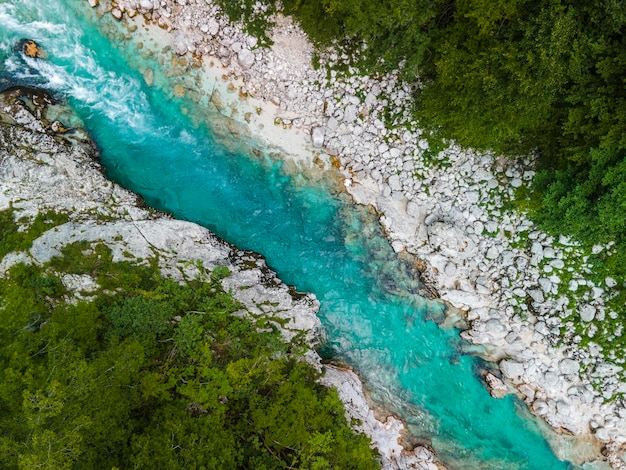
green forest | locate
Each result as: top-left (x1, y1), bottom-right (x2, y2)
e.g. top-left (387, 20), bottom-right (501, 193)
top-left (0, 210), bottom-right (377, 469)
top-left (221, 0), bottom-right (626, 303)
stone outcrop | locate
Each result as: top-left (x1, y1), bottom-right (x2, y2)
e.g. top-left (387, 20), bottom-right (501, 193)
top-left (19, 39), bottom-right (46, 59)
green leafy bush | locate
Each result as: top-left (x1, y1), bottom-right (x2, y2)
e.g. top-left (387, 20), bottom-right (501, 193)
top-left (0, 208), bottom-right (69, 259)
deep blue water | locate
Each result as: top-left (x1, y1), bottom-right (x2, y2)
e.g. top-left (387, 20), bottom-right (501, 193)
top-left (0, 1), bottom-right (576, 468)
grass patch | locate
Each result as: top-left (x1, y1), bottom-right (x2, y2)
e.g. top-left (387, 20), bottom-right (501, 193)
top-left (0, 207), bottom-right (69, 259)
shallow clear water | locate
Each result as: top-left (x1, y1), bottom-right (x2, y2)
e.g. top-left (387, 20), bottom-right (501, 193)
top-left (0, 1), bottom-right (576, 468)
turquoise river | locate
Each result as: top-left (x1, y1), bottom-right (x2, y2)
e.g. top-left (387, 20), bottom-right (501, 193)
top-left (0, 1), bottom-right (579, 468)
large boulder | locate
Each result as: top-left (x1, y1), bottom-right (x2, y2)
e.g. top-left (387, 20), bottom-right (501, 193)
top-left (485, 372), bottom-right (509, 398)
top-left (500, 360), bottom-right (526, 382)
top-left (579, 304), bottom-right (596, 322)
top-left (172, 31), bottom-right (188, 56)
top-left (237, 48), bottom-right (255, 69)
top-left (427, 221), bottom-right (477, 259)
top-left (19, 39), bottom-right (46, 59)
top-left (559, 358), bottom-right (580, 375)
top-left (311, 127), bottom-right (325, 148)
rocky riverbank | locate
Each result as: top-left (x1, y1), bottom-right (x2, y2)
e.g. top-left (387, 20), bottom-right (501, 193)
top-left (0, 84), bottom-right (441, 469)
top-left (81, 1), bottom-right (626, 467)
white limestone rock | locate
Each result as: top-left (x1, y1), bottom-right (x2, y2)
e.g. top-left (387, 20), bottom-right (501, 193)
top-left (500, 360), bottom-right (526, 382)
top-left (111, 8), bottom-right (123, 20)
top-left (533, 400), bottom-right (550, 416)
top-left (579, 305), bottom-right (596, 322)
top-left (172, 31), bottom-right (188, 55)
top-left (559, 359), bottom-right (580, 376)
top-left (485, 372), bottom-right (509, 398)
top-left (387, 174), bottom-right (402, 192)
top-left (343, 104), bottom-right (358, 123)
top-left (406, 200), bottom-right (424, 219)
top-left (528, 288), bottom-right (545, 303)
top-left (538, 277), bottom-right (552, 294)
top-left (591, 362), bottom-right (622, 378)
top-left (427, 221), bottom-right (477, 258)
top-left (551, 258), bottom-right (565, 269)
top-left (326, 116), bottom-right (339, 131)
top-left (486, 245), bottom-right (500, 260)
top-left (466, 191), bottom-right (479, 204)
top-left (237, 48), bottom-right (255, 69)
top-left (311, 127), bottom-right (325, 148)
top-left (207, 19), bottom-right (220, 36)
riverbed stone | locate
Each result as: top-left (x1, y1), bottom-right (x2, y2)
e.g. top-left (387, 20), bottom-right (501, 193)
top-left (388, 174), bottom-right (402, 192)
top-left (500, 360), bottom-right (525, 381)
top-left (485, 245), bottom-right (499, 260)
top-left (538, 277), bottom-right (552, 294)
top-left (172, 31), bottom-right (188, 55)
top-left (559, 359), bottom-right (580, 375)
top-left (527, 288), bottom-right (544, 304)
top-left (466, 191), bottom-right (479, 204)
top-left (579, 305), bottom-right (596, 322)
top-left (311, 127), bottom-right (325, 147)
top-left (485, 372), bottom-right (509, 398)
top-left (237, 48), bottom-right (255, 69)
top-left (143, 67), bottom-right (154, 87)
top-left (406, 200), bottom-right (423, 218)
top-left (532, 400), bottom-right (549, 415)
top-left (423, 213), bottom-right (438, 226)
top-left (21, 39), bottom-right (45, 59)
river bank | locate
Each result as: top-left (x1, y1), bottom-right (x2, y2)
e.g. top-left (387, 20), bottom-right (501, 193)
top-left (0, 85), bottom-right (443, 469)
top-left (80, 0), bottom-right (625, 467)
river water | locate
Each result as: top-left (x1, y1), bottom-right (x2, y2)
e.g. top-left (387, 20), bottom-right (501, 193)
top-left (0, 1), bottom-right (577, 468)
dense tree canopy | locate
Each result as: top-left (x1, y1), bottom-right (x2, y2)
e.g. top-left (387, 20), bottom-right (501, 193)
top-left (417, 1), bottom-right (626, 290)
top-left (0, 217), bottom-right (378, 469)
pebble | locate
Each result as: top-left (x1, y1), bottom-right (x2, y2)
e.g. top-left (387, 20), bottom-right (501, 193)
top-left (237, 48), bottom-right (255, 69)
top-left (311, 127), bottom-right (325, 148)
top-left (579, 305), bottom-right (596, 322)
top-left (538, 277), bottom-right (552, 294)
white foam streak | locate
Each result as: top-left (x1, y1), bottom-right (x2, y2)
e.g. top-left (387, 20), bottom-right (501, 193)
top-left (32, 57), bottom-right (152, 130)
top-left (0, 2), bottom-right (67, 42)
top-left (1, 0), bottom-right (184, 142)
top-left (27, 20), bottom-right (68, 35)
top-left (178, 129), bottom-right (197, 145)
